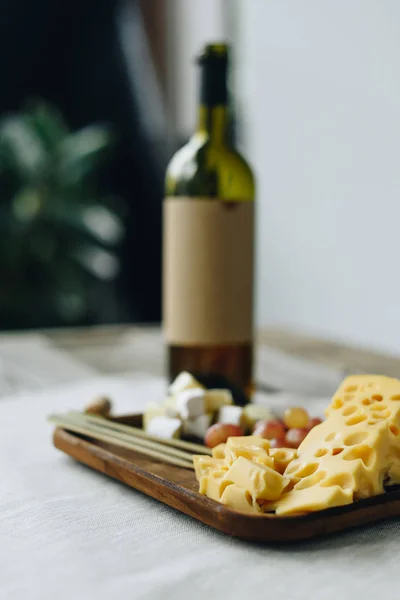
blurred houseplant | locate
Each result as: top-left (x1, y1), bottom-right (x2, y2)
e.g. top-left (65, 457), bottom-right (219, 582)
top-left (0, 100), bottom-right (125, 329)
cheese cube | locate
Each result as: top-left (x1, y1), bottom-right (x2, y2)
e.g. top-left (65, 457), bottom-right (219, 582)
top-left (225, 456), bottom-right (287, 501)
top-left (143, 403), bottom-right (167, 431)
top-left (224, 435), bottom-right (273, 468)
top-left (220, 484), bottom-right (261, 514)
top-left (169, 371), bottom-right (204, 396)
top-left (145, 416), bottom-right (182, 440)
top-left (183, 414), bottom-right (212, 439)
top-left (211, 443), bottom-right (227, 459)
top-left (204, 389), bottom-right (233, 413)
top-left (242, 404), bottom-right (276, 431)
top-left (202, 470), bottom-right (232, 501)
top-left (176, 388), bottom-right (206, 420)
top-left (217, 405), bottom-right (245, 428)
top-left (163, 396), bottom-right (179, 418)
top-left (269, 447), bottom-right (297, 474)
top-left (193, 456), bottom-right (226, 481)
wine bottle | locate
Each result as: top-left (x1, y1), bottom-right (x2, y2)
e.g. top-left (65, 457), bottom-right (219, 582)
top-left (163, 43), bottom-right (255, 405)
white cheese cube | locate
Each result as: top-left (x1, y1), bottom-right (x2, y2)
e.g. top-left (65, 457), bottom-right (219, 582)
top-left (183, 414), bottom-right (212, 439)
top-left (169, 371), bottom-right (204, 396)
top-left (163, 396), bottom-right (179, 417)
top-left (176, 388), bottom-right (206, 420)
top-left (217, 405), bottom-right (245, 428)
top-left (143, 403), bottom-right (167, 431)
top-left (242, 404), bottom-right (276, 431)
top-left (204, 389), bottom-right (233, 413)
top-left (146, 416), bottom-right (182, 439)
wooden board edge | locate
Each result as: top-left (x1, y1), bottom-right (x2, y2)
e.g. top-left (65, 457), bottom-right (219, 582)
top-left (53, 427), bottom-right (400, 543)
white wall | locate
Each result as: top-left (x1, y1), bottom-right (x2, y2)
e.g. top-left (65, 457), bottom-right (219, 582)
top-left (235, 0), bottom-right (400, 354)
top-left (167, 0), bottom-right (227, 138)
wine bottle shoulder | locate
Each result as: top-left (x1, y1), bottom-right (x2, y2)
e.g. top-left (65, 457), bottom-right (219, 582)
top-left (165, 137), bottom-right (255, 200)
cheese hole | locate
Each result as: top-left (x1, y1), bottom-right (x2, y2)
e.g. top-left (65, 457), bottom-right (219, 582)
top-left (362, 398), bottom-right (372, 406)
top-left (295, 463), bottom-right (319, 478)
top-left (331, 398), bottom-right (343, 410)
top-left (332, 447), bottom-right (344, 456)
top-left (314, 448), bottom-right (328, 458)
top-left (390, 425), bottom-right (400, 436)
top-left (321, 473), bottom-right (353, 490)
top-left (343, 445), bottom-right (375, 468)
top-left (244, 491), bottom-right (253, 506)
top-left (285, 463), bottom-right (300, 476)
top-left (344, 394), bottom-right (355, 402)
top-left (342, 405), bottom-right (357, 416)
top-left (294, 472), bottom-right (326, 490)
top-left (343, 432), bottom-right (369, 446)
top-left (345, 385), bottom-right (358, 393)
top-left (371, 394), bottom-right (383, 402)
top-left (345, 414), bottom-right (367, 426)
top-left (391, 395), bottom-right (400, 401)
top-left (371, 411), bottom-right (390, 420)
top-left (370, 403), bottom-right (388, 411)
top-left (325, 432), bottom-right (340, 442)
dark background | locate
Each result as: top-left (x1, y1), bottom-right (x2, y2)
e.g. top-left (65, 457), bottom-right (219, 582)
top-left (0, 0), bottom-right (168, 328)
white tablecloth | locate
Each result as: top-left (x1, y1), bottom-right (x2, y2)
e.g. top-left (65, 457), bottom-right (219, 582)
top-left (1, 375), bottom-right (400, 600)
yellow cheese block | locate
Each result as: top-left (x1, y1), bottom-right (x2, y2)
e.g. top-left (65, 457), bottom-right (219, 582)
top-left (194, 374), bottom-right (400, 516)
top-left (274, 484), bottom-right (353, 516)
top-left (220, 484), bottom-right (261, 514)
top-left (212, 443), bottom-right (227, 459)
top-left (193, 456), bottom-right (227, 481)
top-left (224, 436), bottom-right (273, 468)
top-left (269, 447), bottom-right (298, 474)
top-left (201, 470), bottom-right (233, 501)
top-left (225, 456), bottom-right (287, 501)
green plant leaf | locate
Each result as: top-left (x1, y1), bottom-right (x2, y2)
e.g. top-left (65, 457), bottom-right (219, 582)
top-left (0, 115), bottom-right (50, 181)
top-left (57, 125), bottom-right (114, 187)
top-left (25, 99), bottom-right (69, 152)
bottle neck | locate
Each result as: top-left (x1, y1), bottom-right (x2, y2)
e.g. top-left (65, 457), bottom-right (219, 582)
top-left (196, 105), bottom-right (228, 145)
top-left (195, 58), bottom-right (229, 145)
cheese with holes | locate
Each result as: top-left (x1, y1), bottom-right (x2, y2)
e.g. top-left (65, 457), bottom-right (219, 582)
top-left (193, 435), bottom-right (290, 512)
top-left (194, 374), bottom-right (400, 516)
top-left (225, 456), bottom-right (287, 500)
top-left (220, 484), bottom-right (261, 514)
top-left (272, 374), bottom-right (400, 515)
top-left (224, 436), bottom-right (273, 468)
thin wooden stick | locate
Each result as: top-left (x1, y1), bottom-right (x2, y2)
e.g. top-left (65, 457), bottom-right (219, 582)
top-left (58, 412), bottom-right (196, 463)
top-left (48, 414), bottom-right (194, 469)
top-left (68, 411), bottom-right (212, 455)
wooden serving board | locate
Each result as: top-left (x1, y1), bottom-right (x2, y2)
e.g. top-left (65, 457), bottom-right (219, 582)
top-left (53, 413), bottom-right (400, 543)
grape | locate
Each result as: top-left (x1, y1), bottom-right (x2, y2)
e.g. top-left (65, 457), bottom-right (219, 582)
top-left (283, 407), bottom-right (309, 429)
top-left (204, 423), bottom-right (243, 448)
top-left (308, 417), bottom-right (323, 430)
top-left (285, 428), bottom-right (309, 448)
top-left (253, 419), bottom-right (286, 440)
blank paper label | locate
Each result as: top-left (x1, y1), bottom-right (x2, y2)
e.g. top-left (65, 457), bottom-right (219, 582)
top-left (163, 197), bottom-right (254, 345)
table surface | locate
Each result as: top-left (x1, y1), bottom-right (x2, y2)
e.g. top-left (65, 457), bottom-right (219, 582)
top-left (2, 325), bottom-right (400, 600)
top-left (38, 324), bottom-right (400, 378)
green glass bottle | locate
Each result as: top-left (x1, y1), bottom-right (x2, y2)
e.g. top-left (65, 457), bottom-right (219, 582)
top-left (163, 43), bottom-right (255, 404)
